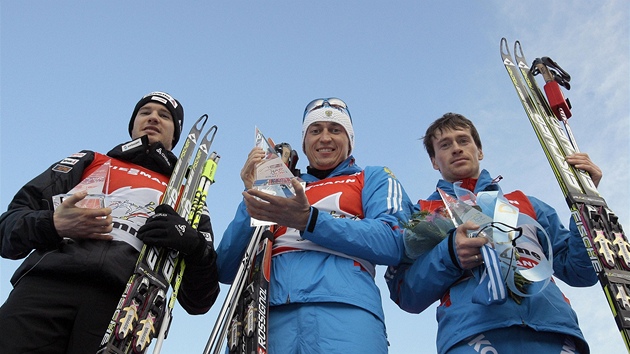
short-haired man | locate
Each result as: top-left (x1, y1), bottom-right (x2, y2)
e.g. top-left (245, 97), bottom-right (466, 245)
top-left (386, 112), bottom-right (601, 353)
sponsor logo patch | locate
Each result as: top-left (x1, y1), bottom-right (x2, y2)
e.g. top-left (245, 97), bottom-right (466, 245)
top-left (52, 164), bottom-right (72, 173)
top-left (122, 138), bottom-right (143, 152)
top-left (61, 158), bottom-right (80, 165)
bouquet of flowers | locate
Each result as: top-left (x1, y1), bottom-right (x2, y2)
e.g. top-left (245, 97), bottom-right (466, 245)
top-left (401, 209), bottom-right (454, 261)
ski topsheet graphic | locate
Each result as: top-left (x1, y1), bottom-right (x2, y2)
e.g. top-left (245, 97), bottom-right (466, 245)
top-left (500, 37), bottom-right (630, 352)
top-left (97, 114), bottom-right (219, 354)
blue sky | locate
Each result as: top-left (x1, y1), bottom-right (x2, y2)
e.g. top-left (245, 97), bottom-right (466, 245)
top-left (1, 1), bottom-right (628, 353)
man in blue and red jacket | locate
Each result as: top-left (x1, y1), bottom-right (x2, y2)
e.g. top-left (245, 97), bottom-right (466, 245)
top-left (218, 97), bottom-right (414, 353)
top-left (386, 112), bottom-right (602, 354)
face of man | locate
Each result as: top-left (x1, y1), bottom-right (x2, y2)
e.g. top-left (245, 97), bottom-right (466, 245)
top-left (130, 102), bottom-right (176, 150)
top-left (304, 121), bottom-right (350, 170)
top-left (430, 126), bottom-right (483, 182)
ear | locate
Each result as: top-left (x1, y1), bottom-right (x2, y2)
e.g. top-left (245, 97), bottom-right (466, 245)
top-left (431, 157), bottom-right (440, 171)
top-left (478, 149), bottom-right (484, 161)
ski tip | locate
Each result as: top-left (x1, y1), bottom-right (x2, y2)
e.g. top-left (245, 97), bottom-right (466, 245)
top-left (195, 114), bottom-right (209, 130)
top-left (202, 124), bottom-right (219, 142)
top-left (514, 41), bottom-right (524, 59)
top-left (199, 125), bottom-right (218, 150)
top-left (500, 37), bottom-right (510, 56)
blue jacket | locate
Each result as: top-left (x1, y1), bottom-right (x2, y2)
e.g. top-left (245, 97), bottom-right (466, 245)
top-left (217, 156), bottom-right (413, 322)
top-left (385, 169), bottom-right (597, 353)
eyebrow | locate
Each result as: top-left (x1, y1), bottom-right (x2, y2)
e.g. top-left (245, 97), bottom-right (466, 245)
top-left (437, 131), bottom-right (470, 140)
top-left (310, 122), bottom-right (342, 129)
top-left (139, 106), bottom-right (171, 116)
top-left (434, 137), bottom-right (451, 147)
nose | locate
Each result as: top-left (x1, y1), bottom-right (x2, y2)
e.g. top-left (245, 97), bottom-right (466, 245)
top-left (320, 128), bottom-right (333, 141)
top-left (147, 110), bottom-right (159, 123)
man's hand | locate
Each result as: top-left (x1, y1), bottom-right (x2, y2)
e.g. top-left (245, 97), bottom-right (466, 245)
top-left (53, 191), bottom-right (113, 241)
top-left (454, 221), bottom-right (488, 270)
top-left (137, 204), bottom-right (208, 263)
top-left (243, 178), bottom-right (310, 231)
top-left (240, 147), bottom-right (266, 190)
top-left (566, 152), bottom-right (602, 187)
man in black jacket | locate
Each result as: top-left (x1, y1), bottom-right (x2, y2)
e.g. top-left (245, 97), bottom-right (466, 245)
top-left (0, 91), bottom-right (219, 353)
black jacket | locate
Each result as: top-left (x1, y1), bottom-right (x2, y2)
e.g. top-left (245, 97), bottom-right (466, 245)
top-left (0, 137), bottom-right (219, 314)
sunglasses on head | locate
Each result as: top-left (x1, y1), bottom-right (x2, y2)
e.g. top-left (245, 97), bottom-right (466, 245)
top-left (303, 98), bottom-right (351, 120)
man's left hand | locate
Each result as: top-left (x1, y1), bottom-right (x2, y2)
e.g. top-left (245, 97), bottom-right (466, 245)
top-left (243, 178), bottom-right (310, 231)
top-left (138, 204), bottom-right (207, 262)
top-left (565, 152), bottom-right (602, 187)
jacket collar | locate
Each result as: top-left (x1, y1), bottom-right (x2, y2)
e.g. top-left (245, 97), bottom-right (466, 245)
top-left (106, 136), bottom-right (178, 176)
top-left (427, 169), bottom-right (499, 201)
top-left (301, 156), bottom-right (361, 182)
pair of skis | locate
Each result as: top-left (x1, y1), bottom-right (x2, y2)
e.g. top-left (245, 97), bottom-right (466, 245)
top-left (98, 114), bottom-right (220, 354)
top-left (203, 142), bottom-right (299, 354)
top-left (500, 38), bottom-right (630, 351)
top-left (203, 226), bottom-right (273, 354)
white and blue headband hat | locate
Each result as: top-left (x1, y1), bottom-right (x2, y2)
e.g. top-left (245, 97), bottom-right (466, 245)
top-left (301, 98), bottom-right (354, 154)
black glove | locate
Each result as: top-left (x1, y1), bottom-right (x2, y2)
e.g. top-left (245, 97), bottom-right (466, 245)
top-left (138, 204), bottom-right (208, 263)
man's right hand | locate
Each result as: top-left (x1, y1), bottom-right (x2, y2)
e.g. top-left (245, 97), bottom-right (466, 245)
top-left (53, 191), bottom-right (113, 241)
top-left (240, 147), bottom-right (266, 190)
top-left (454, 221), bottom-right (488, 270)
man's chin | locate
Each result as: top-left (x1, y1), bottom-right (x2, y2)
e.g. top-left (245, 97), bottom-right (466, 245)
top-left (311, 158), bottom-right (343, 170)
top-left (448, 168), bottom-right (476, 180)
top-left (147, 136), bottom-right (171, 149)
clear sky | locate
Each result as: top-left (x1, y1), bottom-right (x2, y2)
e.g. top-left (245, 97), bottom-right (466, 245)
top-left (1, 1), bottom-right (628, 353)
